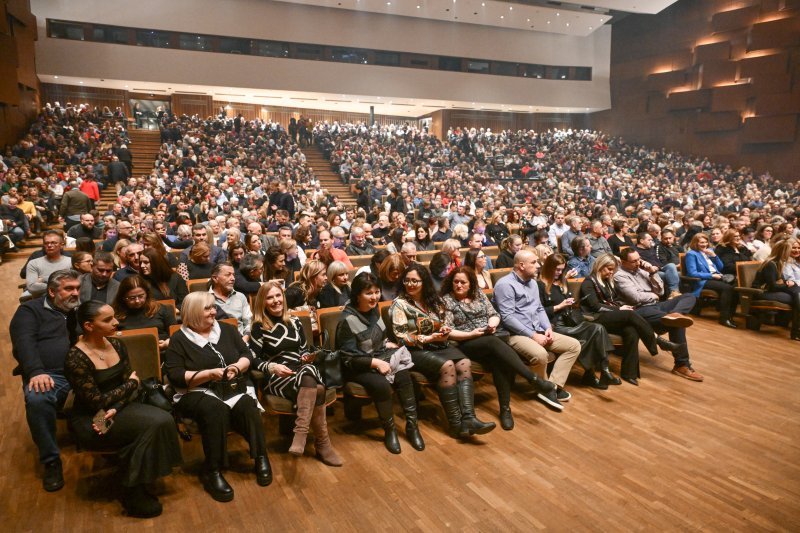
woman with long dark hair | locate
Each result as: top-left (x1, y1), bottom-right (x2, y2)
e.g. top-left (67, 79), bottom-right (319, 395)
top-left (389, 264), bottom-right (495, 439)
top-left (65, 301), bottom-right (181, 517)
top-left (140, 248), bottom-right (188, 307)
top-left (441, 266), bottom-right (554, 430)
top-left (113, 275), bottom-right (176, 348)
top-left (336, 273), bottom-right (424, 453)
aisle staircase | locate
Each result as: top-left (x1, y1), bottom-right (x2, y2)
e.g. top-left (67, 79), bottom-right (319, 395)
top-left (128, 128), bottom-right (161, 178)
top-left (304, 144), bottom-right (358, 205)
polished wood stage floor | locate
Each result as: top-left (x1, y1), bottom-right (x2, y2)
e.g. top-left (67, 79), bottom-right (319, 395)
top-left (2, 256), bottom-right (798, 532)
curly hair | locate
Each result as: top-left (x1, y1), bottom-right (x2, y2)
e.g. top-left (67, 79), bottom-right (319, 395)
top-left (399, 263), bottom-right (443, 315)
top-left (440, 266), bottom-right (479, 301)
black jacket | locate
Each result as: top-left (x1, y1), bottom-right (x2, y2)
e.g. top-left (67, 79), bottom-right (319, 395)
top-left (10, 296), bottom-right (77, 380)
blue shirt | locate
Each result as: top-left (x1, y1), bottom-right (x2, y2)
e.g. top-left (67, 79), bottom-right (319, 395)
top-left (567, 254), bottom-right (595, 279)
top-left (493, 271), bottom-right (550, 338)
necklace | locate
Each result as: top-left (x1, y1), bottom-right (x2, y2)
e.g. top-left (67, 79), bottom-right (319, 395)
top-left (83, 338), bottom-right (109, 361)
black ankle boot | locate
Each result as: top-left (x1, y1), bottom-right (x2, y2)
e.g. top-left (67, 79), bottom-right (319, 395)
top-left (438, 385), bottom-right (470, 438)
top-left (499, 405), bottom-right (514, 430)
top-left (254, 456), bottom-right (272, 486)
top-left (201, 470), bottom-right (234, 502)
top-left (599, 366), bottom-right (622, 386)
top-left (122, 485), bottom-right (162, 518)
top-left (397, 383), bottom-right (425, 450)
top-left (529, 374), bottom-right (556, 394)
top-left (457, 379), bottom-right (496, 436)
top-left (580, 370), bottom-right (606, 389)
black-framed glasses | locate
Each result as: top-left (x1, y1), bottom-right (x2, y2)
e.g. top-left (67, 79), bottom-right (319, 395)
top-left (403, 278), bottom-right (422, 286)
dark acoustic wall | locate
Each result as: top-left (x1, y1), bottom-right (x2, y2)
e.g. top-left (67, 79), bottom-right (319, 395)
top-left (591, 0), bottom-right (800, 181)
top-left (0, 0), bottom-right (39, 148)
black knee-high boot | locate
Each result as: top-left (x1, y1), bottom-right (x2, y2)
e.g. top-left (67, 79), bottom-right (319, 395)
top-left (438, 385), bottom-right (470, 439)
top-left (457, 378), bottom-right (496, 435)
top-left (396, 383), bottom-right (424, 450)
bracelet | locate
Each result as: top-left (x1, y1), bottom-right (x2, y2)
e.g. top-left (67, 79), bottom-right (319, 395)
top-left (267, 362), bottom-right (277, 374)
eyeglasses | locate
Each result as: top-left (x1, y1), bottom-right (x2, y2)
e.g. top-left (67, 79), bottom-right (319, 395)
top-left (124, 294), bottom-right (147, 302)
top-left (403, 279), bottom-right (422, 286)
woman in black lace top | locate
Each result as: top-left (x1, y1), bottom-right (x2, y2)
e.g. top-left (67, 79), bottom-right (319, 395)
top-left (64, 301), bottom-right (181, 518)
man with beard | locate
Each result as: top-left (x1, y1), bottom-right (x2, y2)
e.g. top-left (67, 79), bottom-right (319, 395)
top-left (10, 269), bottom-right (81, 492)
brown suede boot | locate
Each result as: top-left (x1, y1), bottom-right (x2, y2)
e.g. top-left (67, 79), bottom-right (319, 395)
top-left (289, 387), bottom-right (317, 456)
top-left (310, 404), bottom-right (343, 467)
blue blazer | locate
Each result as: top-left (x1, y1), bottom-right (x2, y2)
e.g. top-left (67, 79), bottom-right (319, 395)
top-left (684, 249), bottom-right (723, 296)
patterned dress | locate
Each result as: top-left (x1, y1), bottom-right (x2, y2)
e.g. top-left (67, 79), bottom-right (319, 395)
top-left (249, 316), bottom-right (323, 400)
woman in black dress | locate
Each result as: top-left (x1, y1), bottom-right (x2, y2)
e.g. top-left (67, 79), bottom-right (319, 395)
top-left (113, 275), bottom-right (176, 349)
top-left (65, 301), bottom-right (181, 518)
top-left (538, 254), bottom-right (619, 389)
top-left (318, 260), bottom-right (351, 308)
top-left (163, 292), bottom-right (271, 502)
top-left (249, 281), bottom-right (342, 466)
top-left (336, 273), bottom-right (424, 453)
top-left (140, 248), bottom-right (189, 307)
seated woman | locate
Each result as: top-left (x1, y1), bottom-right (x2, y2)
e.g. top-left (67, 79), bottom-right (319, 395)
top-left (607, 219), bottom-right (635, 257)
top-left (265, 245), bottom-right (291, 286)
top-left (428, 252), bottom-right (451, 293)
top-left (441, 239), bottom-right (463, 273)
top-left (163, 292), bottom-right (271, 502)
top-left (377, 253), bottom-right (404, 302)
top-left (441, 267), bottom-right (554, 430)
top-left (752, 224), bottom-right (774, 257)
top-left (495, 235), bottom-right (523, 269)
top-left (141, 232), bottom-right (179, 268)
top-left (385, 227), bottom-right (406, 254)
top-left (715, 229), bottom-right (753, 278)
top-left (178, 241), bottom-right (215, 281)
top-left (318, 260), bottom-right (351, 308)
top-left (685, 233), bottom-right (739, 328)
top-left (234, 253), bottom-right (264, 297)
top-left (464, 249), bottom-right (492, 290)
top-left (532, 230), bottom-right (555, 264)
top-left (65, 301), bottom-right (181, 518)
top-left (228, 241), bottom-right (246, 272)
top-left (245, 233), bottom-right (264, 257)
top-left (335, 273), bottom-right (424, 453)
top-left (539, 254), bottom-right (618, 389)
top-left (580, 253), bottom-right (682, 386)
top-left (754, 237), bottom-right (800, 340)
top-left (113, 275), bottom-right (176, 349)
top-left (285, 259), bottom-right (327, 335)
top-left (486, 211), bottom-right (510, 246)
top-left (413, 223), bottom-right (436, 252)
top-left (279, 239), bottom-right (302, 282)
top-left (249, 281), bottom-right (342, 465)
top-left (112, 239), bottom-right (131, 269)
top-left (390, 264), bottom-right (495, 439)
top-left (71, 251), bottom-right (94, 275)
top-left (140, 248), bottom-right (188, 307)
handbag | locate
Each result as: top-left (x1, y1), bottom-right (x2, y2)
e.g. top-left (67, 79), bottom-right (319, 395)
top-left (314, 349), bottom-right (344, 389)
top-left (208, 365), bottom-right (248, 402)
top-left (138, 377), bottom-right (173, 412)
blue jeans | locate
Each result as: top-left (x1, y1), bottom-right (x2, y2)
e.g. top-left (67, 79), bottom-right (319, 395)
top-left (9, 226), bottom-right (25, 244)
top-left (23, 372), bottom-right (71, 464)
top-left (659, 263), bottom-right (680, 293)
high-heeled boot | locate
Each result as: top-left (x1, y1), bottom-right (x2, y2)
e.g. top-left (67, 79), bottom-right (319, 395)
top-left (438, 385), bottom-right (470, 438)
top-left (289, 387), bottom-right (317, 456)
top-left (396, 383), bottom-right (425, 450)
top-left (310, 404), bottom-right (343, 466)
top-left (375, 399), bottom-right (401, 454)
top-left (457, 378), bottom-right (496, 435)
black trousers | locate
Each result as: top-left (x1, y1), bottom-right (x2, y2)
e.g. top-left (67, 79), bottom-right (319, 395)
top-left (635, 295), bottom-right (695, 368)
top-left (457, 335), bottom-right (534, 408)
top-left (701, 279), bottom-right (739, 321)
top-left (762, 286), bottom-right (800, 336)
top-left (592, 310), bottom-right (658, 380)
top-left (345, 368), bottom-right (412, 404)
top-left (177, 392), bottom-right (266, 470)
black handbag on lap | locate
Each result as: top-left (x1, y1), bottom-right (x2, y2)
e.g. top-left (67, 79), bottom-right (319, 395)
top-left (315, 349), bottom-right (344, 389)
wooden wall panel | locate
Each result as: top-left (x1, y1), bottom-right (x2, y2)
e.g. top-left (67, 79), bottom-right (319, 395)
top-left (741, 114), bottom-right (797, 143)
top-left (13, 18), bottom-right (37, 89)
top-left (695, 111), bottom-right (741, 132)
top-left (594, 0), bottom-right (800, 180)
top-left (0, 33), bottom-right (19, 105)
top-left (712, 5), bottom-right (760, 33)
top-left (0, 0), bottom-right (38, 147)
top-left (172, 94), bottom-right (212, 118)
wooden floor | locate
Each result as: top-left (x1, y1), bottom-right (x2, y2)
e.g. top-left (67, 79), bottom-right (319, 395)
top-left (2, 256), bottom-right (799, 532)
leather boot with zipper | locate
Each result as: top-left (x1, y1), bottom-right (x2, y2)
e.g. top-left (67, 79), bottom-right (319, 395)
top-left (457, 378), bottom-right (496, 435)
top-left (396, 382), bottom-right (424, 450)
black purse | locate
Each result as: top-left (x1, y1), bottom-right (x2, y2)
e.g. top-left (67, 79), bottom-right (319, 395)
top-left (314, 349), bottom-right (344, 389)
top-left (208, 365), bottom-right (249, 401)
top-left (138, 377), bottom-right (173, 412)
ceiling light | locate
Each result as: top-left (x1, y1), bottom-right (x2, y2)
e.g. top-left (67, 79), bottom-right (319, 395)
top-left (54, 76), bottom-right (58, 79)
top-left (509, 6), bottom-right (512, 10)
top-left (566, 22), bottom-right (569, 26)
top-left (589, 26), bottom-right (592, 30)
top-left (79, 81), bottom-right (83, 84)
top-left (547, 20), bottom-right (550, 24)
top-left (556, 12), bottom-right (560, 16)
top-left (500, 15), bottom-right (504, 19)
top-left (386, 1), bottom-right (390, 4)
top-left (417, 4), bottom-right (420, 7)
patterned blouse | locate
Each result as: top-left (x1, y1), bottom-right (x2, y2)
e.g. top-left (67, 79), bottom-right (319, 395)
top-left (442, 292), bottom-right (498, 332)
top-left (389, 297), bottom-right (447, 349)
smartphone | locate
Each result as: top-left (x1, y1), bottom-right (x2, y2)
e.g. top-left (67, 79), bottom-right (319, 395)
top-left (93, 409), bottom-right (113, 434)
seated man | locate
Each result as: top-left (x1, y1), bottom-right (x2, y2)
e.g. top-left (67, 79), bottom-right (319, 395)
top-left (345, 226), bottom-right (376, 256)
top-left (467, 232), bottom-right (494, 270)
top-left (209, 262), bottom-right (252, 342)
top-left (10, 269), bottom-right (81, 491)
top-left (113, 242), bottom-right (143, 282)
top-left (181, 224), bottom-right (227, 264)
top-left (79, 251), bottom-right (119, 303)
top-left (566, 236), bottom-right (595, 278)
top-left (635, 232), bottom-right (680, 298)
top-left (25, 231), bottom-right (73, 299)
top-left (587, 220), bottom-right (613, 258)
top-left (66, 213), bottom-right (102, 240)
top-left (614, 248), bottom-right (704, 382)
top-left (313, 229), bottom-right (353, 269)
top-left (493, 250), bottom-right (581, 410)
top-left (559, 215), bottom-right (583, 258)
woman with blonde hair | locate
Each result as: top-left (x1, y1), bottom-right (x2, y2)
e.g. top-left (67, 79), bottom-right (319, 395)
top-left (285, 259), bottom-right (328, 334)
top-left (249, 282), bottom-right (342, 465)
top-left (754, 237), bottom-right (800, 340)
top-left (112, 239), bottom-right (131, 269)
top-left (441, 239), bottom-right (462, 274)
top-left (579, 253), bottom-right (682, 386)
top-left (377, 253), bottom-right (404, 301)
top-left (318, 260), bottom-right (351, 308)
